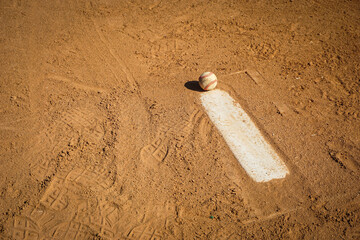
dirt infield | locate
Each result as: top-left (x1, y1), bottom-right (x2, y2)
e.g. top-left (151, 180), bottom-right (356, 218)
top-left (1, 0), bottom-right (359, 239)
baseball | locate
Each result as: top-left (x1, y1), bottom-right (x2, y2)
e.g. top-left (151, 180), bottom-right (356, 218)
top-left (199, 72), bottom-right (218, 91)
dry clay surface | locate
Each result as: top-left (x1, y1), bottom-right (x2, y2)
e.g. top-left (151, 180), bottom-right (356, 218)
top-left (0, 0), bottom-right (359, 239)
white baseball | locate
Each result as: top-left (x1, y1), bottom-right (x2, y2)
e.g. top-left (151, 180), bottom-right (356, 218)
top-left (199, 72), bottom-right (218, 91)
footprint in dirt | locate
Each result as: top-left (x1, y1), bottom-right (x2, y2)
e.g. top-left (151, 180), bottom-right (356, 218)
top-left (139, 109), bottom-right (204, 168)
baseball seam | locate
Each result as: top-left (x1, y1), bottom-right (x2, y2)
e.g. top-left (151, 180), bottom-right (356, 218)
top-left (199, 72), bottom-right (214, 79)
top-left (204, 79), bottom-right (217, 90)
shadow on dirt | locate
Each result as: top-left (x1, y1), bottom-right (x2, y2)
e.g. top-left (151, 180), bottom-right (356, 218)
top-left (184, 81), bottom-right (203, 92)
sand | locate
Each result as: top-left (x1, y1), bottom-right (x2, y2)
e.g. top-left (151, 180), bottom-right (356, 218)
top-left (0, 0), bottom-right (359, 239)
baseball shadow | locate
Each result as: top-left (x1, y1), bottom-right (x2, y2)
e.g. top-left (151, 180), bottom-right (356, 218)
top-left (184, 81), bottom-right (204, 92)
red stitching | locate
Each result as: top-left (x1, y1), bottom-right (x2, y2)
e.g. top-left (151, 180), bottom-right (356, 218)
top-left (204, 79), bottom-right (217, 90)
top-left (199, 72), bottom-right (214, 79)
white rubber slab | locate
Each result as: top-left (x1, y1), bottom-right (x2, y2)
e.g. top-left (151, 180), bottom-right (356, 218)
top-left (200, 89), bottom-right (289, 182)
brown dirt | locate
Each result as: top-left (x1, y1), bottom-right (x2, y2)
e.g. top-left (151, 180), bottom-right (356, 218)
top-left (1, 0), bottom-right (359, 239)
